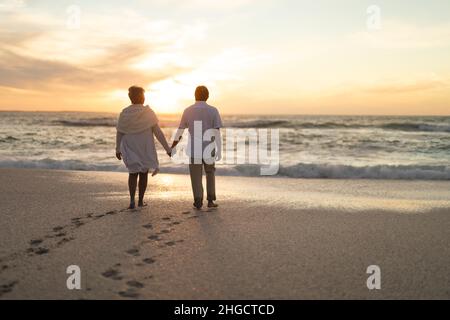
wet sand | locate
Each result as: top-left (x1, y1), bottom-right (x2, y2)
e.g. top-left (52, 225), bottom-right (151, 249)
top-left (0, 168), bottom-right (449, 299)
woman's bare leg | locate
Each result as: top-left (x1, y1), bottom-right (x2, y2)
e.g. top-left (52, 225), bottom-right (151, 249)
top-left (128, 173), bottom-right (138, 209)
top-left (138, 171), bottom-right (149, 207)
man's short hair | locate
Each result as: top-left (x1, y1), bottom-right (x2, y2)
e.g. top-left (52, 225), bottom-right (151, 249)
top-left (128, 86), bottom-right (145, 104)
top-left (195, 86), bottom-right (209, 101)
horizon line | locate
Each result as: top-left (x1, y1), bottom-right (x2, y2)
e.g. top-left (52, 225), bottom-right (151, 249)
top-left (0, 109), bottom-right (449, 117)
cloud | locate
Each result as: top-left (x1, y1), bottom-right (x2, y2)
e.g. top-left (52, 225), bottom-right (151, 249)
top-left (0, 4), bottom-right (266, 112)
top-left (0, 7), bottom-right (204, 95)
top-left (0, 45), bottom-right (175, 91)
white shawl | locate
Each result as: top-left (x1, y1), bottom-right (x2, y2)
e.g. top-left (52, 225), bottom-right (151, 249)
top-left (117, 104), bottom-right (158, 134)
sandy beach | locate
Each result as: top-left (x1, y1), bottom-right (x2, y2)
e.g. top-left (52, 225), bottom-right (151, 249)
top-left (0, 168), bottom-right (449, 299)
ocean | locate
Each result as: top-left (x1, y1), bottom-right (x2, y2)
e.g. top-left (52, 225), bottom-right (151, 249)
top-left (1, 111), bottom-right (449, 180)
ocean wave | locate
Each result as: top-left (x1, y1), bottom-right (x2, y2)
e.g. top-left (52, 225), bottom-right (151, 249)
top-left (50, 116), bottom-right (450, 133)
top-left (194, 163), bottom-right (450, 180)
top-left (228, 120), bottom-right (450, 133)
top-left (53, 119), bottom-right (177, 128)
top-left (276, 163), bottom-right (450, 180)
top-left (228, 120), bottom-right (291, 128)
top-left (380, 123), bottom-right (450, 133)
top-left (0, 136), bottom-right (19, 142)
top-left (0, 159), bottom-right (126, 172)
top-left (1, 159), bottom-right (449, 180)
top-left (53, 119), bottom-right (117, 127)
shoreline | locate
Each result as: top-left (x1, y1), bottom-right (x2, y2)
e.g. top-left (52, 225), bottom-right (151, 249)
top-left (0, 164), bottom-right (449, 181)
top-left (0, 168), bottom-right (449, 299)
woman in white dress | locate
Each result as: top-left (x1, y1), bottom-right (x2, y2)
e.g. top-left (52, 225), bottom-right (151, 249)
top-left (116, 86), bottom-right (171, 209)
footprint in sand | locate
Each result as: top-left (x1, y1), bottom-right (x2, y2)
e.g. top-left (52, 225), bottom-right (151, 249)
top-left (105, 210), bottom-right (118, 216)
top-left (57, 237), bottom-right (74, 246)
top-left (0, 281), bottom-right (18, 297)
top-left (73, 221), bottom-right (85, 228)
top-left (142, 223), bottom-right (153, 229)
top-left (143, 258), bottom-right (156, 264)
top-left (54, 232), bottom-right (66, 238)
top-left (147, 235), bottom-right (160, 241)
top-left (53, 226), bottom-right (64, 232)
top-left (127, 280), bottom-right (144, 289)
top-left (102, 269), bottom-right (123, 280)
top-left (162, 217), bottom-right (171, 221)
top-left (182, 211), bottom-right (191, 215)
top-left (165, 241), bottom-right (176, 247)
top-left (29, 239), bottom-right (43, 246)
top-left (126, 248), bottom-right (140, 256)
top-left (118, 290), bottom-right (139, 298)
top-left (159, 229), bottom-right (171, 234)
top-left (28, 247), bottom-right (49, 255)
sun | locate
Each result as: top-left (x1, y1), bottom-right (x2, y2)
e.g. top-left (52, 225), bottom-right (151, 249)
top-left (109, 81), bottom-right (189, 114)
top-left (146, 78), bottom-right (197, 114)
top-left (109, 63), bottom-right (222, 114)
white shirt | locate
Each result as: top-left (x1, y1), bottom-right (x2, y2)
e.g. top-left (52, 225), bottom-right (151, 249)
top-left (177, 101), bottom-right (223, 160)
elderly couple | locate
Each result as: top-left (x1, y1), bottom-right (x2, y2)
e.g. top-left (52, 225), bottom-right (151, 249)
top-left (116, 85), bottom-right (222, 210)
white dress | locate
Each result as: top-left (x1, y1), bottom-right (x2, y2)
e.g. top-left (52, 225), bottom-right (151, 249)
top-left (116, 105), bottom-right (159, 173)
top-left (120, 128), bottom-right (158, 173)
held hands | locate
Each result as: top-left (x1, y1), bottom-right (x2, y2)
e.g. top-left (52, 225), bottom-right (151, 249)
top-left (167, 138), bottom-right (181, 157)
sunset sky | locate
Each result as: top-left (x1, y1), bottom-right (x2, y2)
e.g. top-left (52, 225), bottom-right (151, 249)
top-left (0, 0), bottom-right (450, 115)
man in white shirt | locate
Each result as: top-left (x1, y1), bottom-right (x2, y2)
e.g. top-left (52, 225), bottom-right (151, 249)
top-left (170, 86), bottom-right (223, 209)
